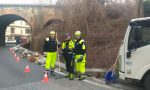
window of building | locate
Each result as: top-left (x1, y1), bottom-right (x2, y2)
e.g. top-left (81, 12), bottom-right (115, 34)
top-left (11, 28), bottom-right (15, 33)
top-left (21, 21), bottom-right (23, 25)
top-left (25, 29), bottom-right (31, 34)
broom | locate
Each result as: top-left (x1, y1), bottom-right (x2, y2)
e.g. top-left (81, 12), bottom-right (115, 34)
top-left (56, 32), bottom-right (61, 72)
top-left (104, 43), bottom-right (121, 84)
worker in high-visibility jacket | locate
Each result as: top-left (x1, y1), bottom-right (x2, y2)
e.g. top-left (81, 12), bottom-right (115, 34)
top-left (74, 31), bottom-right (86, 80)
top-left (43, 31), bottom-right (60, 76)
top-left (62, 33), bottom-right (75, 80)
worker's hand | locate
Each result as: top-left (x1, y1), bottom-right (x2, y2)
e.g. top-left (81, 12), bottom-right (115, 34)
top-left (44, 52), bottom-right (47, 57)
top-left (68, 52), bottom-right (73, 54)
top-left (44, 52), bottom-right (47, 55)
top-left (75, 59), bottom-right (78, 63)
top-left (76, 55), bottom-right (83, 62)
top-left (58, 42), bottom-right (61, 48)
top-left (59, 52), bottom-right (63, 57)
top-left (46, 38), bottom-right (49, 41)
top-left (73, 53), bottom-right (75, 56)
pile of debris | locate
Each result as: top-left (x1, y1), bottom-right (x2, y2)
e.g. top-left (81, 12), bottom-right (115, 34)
top-left (10, 45), bottom-right (46, 66)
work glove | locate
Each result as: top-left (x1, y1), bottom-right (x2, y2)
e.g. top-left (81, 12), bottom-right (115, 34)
top-left (44, 52), bottom-right (47, 57)
top-left (68, 51), bottom-right (73, 54)
top-left (58, 42), bottom-right (61, 48)
top-left (59, 52), bottom-right (64, 57)
top-left (75, 55), bottom-right (83, 62)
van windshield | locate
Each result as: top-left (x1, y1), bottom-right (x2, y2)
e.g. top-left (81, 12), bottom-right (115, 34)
top-left (128, 20), bottom-right (150, 50)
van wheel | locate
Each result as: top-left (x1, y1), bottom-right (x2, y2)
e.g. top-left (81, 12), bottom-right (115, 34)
top-left (144, 74), bottom-right (150, 90)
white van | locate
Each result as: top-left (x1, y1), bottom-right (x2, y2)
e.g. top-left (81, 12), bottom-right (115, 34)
top-left (5, 39), bottom-right (16, 44)
top-left (119, 17), bottom-right (150, 90)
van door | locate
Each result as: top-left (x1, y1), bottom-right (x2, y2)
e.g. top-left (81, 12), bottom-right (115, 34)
top-left (125, 24), bottom-right (150, 79)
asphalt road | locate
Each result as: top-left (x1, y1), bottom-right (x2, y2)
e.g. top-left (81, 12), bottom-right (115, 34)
top-left (0, 45), bottom-right (120, 90)
top-left (0, 45), bottom-right (44, 89)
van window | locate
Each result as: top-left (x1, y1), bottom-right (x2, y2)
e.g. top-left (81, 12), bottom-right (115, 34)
top-left (128, 27), bottom-right (136, 50)
top-left (128, 21), bottom-right (150, 50)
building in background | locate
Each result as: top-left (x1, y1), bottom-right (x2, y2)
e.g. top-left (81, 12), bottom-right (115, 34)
top-left (5, 20), bottom-right (31, 44)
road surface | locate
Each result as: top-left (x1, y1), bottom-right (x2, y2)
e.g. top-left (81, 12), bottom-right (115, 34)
top-left (0, 45), bottom-right (121, 90)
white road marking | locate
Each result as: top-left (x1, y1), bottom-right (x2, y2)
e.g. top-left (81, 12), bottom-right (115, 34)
top-left (55, 70), bottom-right (121, 90)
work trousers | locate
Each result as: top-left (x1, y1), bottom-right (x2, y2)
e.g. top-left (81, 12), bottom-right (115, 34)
top-left (64, 53), bottom-right (74, 73)
top-left (45, 52), bottom-right (57, 70)
top-left (75, 54), bottom-right (86, 74)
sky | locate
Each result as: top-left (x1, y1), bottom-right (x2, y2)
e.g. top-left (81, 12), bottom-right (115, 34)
top-left (0, 0), bottom-right (57, 5)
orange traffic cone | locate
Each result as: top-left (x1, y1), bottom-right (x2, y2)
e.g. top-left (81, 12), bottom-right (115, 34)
top-left (16, 57), bottom-right (20, 62)
top-left (24, 65), bottom-right (31, 73)
top-left (42, 72), bottom-right (49, 83)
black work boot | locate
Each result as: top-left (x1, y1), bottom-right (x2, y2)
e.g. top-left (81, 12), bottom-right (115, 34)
top-left (69, 73), bottom-right (74, 80)
top-left (44, 70), bottom-right (49, 75)
top-left (50, 70), bottom-right (55, 76)
top-left (74, 72), bottom-right (79, 78)
top-left (65, 73), bottom-right (70, 78)
top-left (78, 74), bottom-right (86, 81)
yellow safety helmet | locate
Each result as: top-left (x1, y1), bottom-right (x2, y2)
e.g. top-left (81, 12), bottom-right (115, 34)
top-left (50, 31), bottom-right (55, 35)
top-left (75, 31), bottom-right (81, 36)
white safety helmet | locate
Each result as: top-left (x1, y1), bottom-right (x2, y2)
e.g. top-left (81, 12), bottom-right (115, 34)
top-left (50, 31), bottom-right (55, 35)
top-left (75, 31), bottom-right (81, 36)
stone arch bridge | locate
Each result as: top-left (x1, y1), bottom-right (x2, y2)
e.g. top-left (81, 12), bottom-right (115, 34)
top-left (0, 4), bottom-right (63, 51)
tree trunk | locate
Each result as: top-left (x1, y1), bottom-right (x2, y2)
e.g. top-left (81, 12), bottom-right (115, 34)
top-left (136, 0), bottom-right (143, 17)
